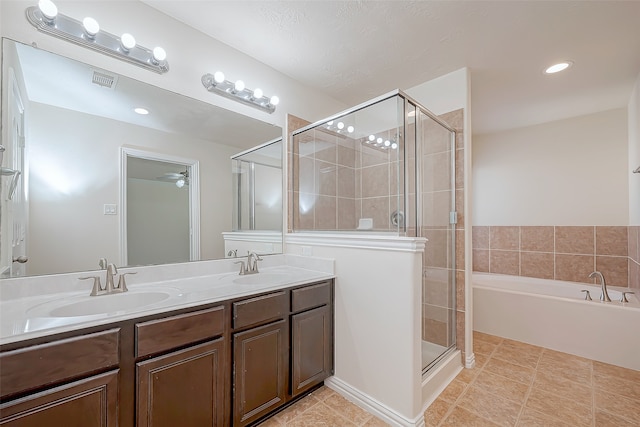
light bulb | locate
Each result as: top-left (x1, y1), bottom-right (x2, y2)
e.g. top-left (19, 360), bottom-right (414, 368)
top-left (134, 107), bottom-right (149, 115)
top-left (253, 88), bottom-right (263, 99)
top-left (269, 95), bottom-right (280, 106)
top-left (175, 179), bottom-right (185, 188)
top-left (234, 80), bottom-right (245, 92)
top-left (376, 137), bottom-right (383, 144)
top-left (337, 122), bottom-right (345, 130)
top-left (213, 71), bottom-right (225, 84)
top-left (38, 0), bottom-right (57, 20)
top-left (391, 142), bottom-right (398, 149)
top-left (544, 61), bottom-right (572, 74)
top-left (327, 121), bottom-right (334, 126)
top-left (384, 140), bottom-right (391, 147)
top-left (347, 126), bottom-right (354, 133)
top-left (120, 33), bottom-right (136, 52)
top-left (152, 47), bottom-right (167, 62)
top-left (82, 17), bottom-right (100, 37)
top-left (368, 135), bottom-right (375, 141)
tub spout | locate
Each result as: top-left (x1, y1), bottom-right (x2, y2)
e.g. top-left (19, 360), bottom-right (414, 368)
top-left (589, 271), bottom-right (611, 302)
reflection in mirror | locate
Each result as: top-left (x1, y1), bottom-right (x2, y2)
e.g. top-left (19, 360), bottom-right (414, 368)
top-left (0, 38), bottom-right (283, 278)
top-left (124, 150), bottom-right (199, 267)
top-left (225, 139), bottom-right (283, 258)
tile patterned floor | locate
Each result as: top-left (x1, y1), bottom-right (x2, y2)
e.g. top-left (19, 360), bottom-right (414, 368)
top-left (427, 332), bottom-right (640, 426)
top-left (257, 385), bottom-right (390, 426)
top-left (258, 332), bottom-right (640, 426)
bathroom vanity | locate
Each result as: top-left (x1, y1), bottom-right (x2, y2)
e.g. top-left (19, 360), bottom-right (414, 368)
top-left (0, 266), bottom-right (334, 427)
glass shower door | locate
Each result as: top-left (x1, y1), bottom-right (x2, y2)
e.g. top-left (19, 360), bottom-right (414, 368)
top-left (418, 109), bottom-right (456, 372)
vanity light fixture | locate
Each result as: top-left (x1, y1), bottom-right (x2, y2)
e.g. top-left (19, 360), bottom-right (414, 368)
top-left (26, 0), bottom-right (169, 73)
top-left (201, 72), bottom-right (279, 114)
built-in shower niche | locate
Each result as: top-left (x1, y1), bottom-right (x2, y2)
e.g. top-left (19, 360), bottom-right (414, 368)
top-left (291, 95), bottom-right (408, 233)
top-left (224, 138), bottom-right (283, 257)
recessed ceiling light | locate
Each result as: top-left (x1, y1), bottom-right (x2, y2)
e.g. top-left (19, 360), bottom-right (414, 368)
top-left (544, 61), bottom-right (573, 74)
top-left (134, 107), bottom-right (149, 115)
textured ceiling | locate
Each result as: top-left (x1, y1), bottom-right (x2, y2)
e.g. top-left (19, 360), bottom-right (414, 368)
top-left (142, 0), bottom-right (640, 134)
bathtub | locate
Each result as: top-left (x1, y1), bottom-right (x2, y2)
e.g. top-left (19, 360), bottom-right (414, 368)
top-left (473, 273), bottom-right (640, 371)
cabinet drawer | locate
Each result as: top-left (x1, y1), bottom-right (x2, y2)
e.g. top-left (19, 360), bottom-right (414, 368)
top-left (291, 281), bottom-right (331, 313)
top-left (136, 306), bottom-right (225, 358)
top-left (233, 292), bottom-right (288, 329)
top-left (0, 329), bottom-right (120, 400)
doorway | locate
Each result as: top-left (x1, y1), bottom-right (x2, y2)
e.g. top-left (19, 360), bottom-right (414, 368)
top-left (120, 148), bottom-right (200, 266)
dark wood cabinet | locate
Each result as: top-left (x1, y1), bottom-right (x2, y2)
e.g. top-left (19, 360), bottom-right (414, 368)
top-left (0, 370), bottom-right (119, 427)
top-left (0, 278), bottom-right (334, 427)
top-left (136, 339), bottom-right (225, 427)
top-left (233, 320), bottom-right (287, 427)
top-left (291, 305), bottom-right (333, 397)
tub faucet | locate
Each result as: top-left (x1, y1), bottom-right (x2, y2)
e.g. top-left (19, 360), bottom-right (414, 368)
top-left (589, 271), bottom-right (611, 302)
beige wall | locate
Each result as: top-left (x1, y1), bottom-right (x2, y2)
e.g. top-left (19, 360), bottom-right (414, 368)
top-left (473, 108), bottom-right (628, 226)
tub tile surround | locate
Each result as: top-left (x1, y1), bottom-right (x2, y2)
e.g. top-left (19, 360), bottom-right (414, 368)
top-left (472, 225), bottom-right (637, 287)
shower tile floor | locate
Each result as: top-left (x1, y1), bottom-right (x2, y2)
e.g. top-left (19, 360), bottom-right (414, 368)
top-left (259, 332), bottom-right (640, 426)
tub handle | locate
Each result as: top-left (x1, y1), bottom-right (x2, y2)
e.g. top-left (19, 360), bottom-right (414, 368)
top-left (581, 290), bottom-right (592, 301)
top-left (621, 292), bottom-right (634, 303)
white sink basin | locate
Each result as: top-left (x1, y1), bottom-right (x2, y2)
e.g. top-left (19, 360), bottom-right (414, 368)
top-left (233, 273), bottom-right (290, 286)
top-left (27, 289), bottom-right (179, 318)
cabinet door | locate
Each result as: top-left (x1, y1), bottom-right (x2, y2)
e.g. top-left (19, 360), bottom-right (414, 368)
top-left (0, 370), bottom-right (118, 427)
top-left (291, 305), bottom-right (333, 397)
top-left (137, 339), bottom-right (225, 427)
top-left (233, 320), bottom-right (287, 426)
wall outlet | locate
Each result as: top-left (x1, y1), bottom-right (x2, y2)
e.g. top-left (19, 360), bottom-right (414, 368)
top-left (103, 204), bottom-right (117, 215)
top-left (301, 246), bottom-right (313, 256)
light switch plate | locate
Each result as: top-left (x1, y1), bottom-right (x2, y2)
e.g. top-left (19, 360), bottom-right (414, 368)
top-left (104, 204), bottom-right (117, 215)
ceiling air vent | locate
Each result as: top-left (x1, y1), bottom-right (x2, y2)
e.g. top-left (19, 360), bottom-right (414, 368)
top-left (91, 69), bottom-right (118, 90)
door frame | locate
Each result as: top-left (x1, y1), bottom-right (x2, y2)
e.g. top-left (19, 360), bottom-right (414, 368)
top-left (119, 147), bottom-right (200, 266)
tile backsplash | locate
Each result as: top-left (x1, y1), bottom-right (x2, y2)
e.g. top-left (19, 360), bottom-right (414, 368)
top-left (472, 226), bottom-right (638, 288)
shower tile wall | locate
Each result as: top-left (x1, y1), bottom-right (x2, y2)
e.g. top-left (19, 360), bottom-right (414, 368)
top-left (472, 225), bottom-right (635, 287)
top-left (290, 125), bottom-right (402, 232)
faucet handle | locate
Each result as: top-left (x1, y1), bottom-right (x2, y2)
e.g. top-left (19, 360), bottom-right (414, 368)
top-left (80, 276), bottom-right (103, 296)
top-left (621, 292), bottom-right (635, 303)
top-left (234, 260), bottom-right (247, 275)
top-left (117, 272), bottom-right (136, 292)
top-left (580, 290), bottom-right (592, 301)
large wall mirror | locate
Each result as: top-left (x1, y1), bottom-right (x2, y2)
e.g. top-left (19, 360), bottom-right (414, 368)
top-left (0, 38), bottom-right (283, 278)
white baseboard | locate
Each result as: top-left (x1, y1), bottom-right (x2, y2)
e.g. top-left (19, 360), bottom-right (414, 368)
top-left (324, 377), bottom-right (426, 427)
top-left (420, 350), bottom-right (463, 412)
top-left (465, 352), bottom-right (475, 369)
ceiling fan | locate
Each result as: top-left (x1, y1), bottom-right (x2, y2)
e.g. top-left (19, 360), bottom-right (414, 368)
top-left (155, 169), bottom-right (189, 188)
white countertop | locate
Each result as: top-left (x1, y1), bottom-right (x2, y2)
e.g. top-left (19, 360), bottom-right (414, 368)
top-left (0, 255), bottom-right (334, 346)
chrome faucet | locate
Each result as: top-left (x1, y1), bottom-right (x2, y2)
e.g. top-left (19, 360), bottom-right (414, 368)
top-left (589, 271), bottom-right (611, 302)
